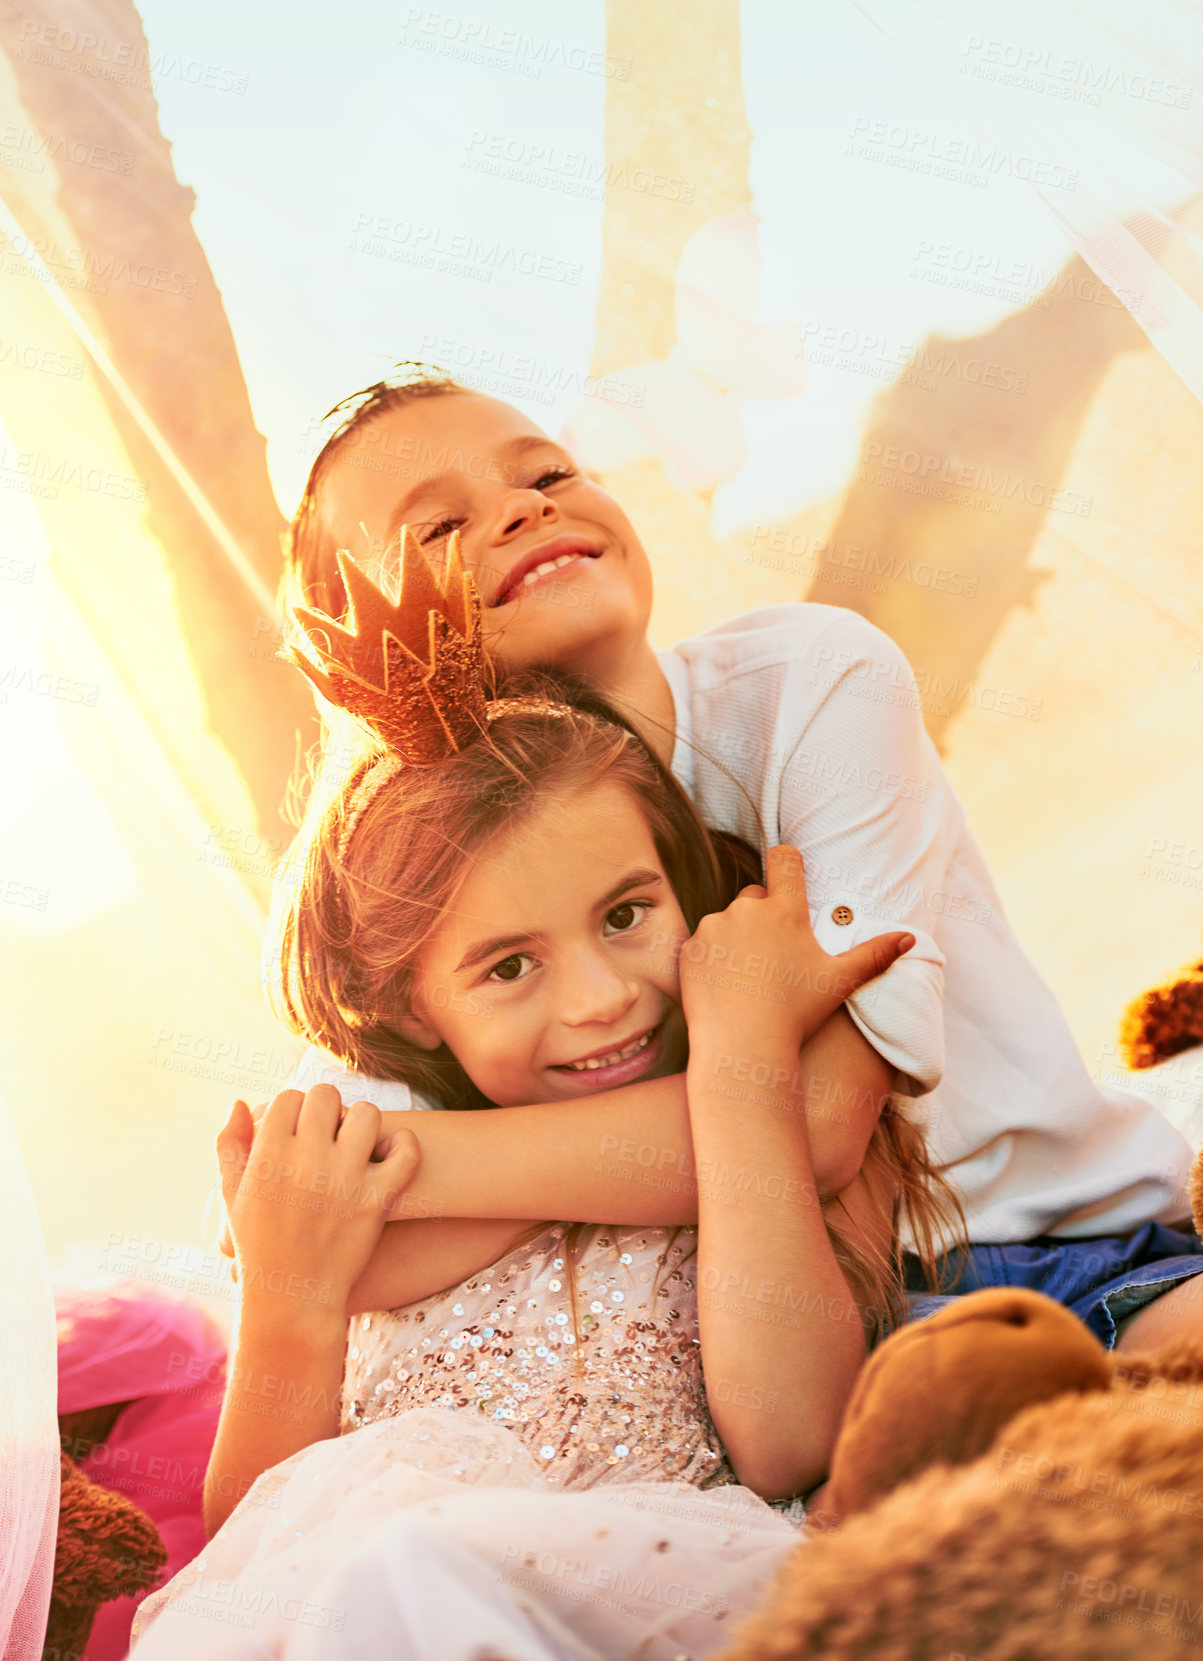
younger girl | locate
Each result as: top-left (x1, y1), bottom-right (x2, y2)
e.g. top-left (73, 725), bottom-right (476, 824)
top-left (131, 547), bottom-right (944, 1659)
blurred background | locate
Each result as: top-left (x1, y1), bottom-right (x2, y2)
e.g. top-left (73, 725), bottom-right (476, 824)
top-left (1, 0), bottom-right (1200, 1319)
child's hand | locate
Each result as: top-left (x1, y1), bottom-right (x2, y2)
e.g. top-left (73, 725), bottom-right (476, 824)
top-left (215, 1093), bottom-right (413, 1262)
top-left (216, 1086), bottom-right (420, 1319)
top-left (680, 843), bottom-right (914, 1051)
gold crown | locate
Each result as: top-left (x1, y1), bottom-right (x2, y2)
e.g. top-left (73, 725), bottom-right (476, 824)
top-left (289, 528), bottom-right (490, 765)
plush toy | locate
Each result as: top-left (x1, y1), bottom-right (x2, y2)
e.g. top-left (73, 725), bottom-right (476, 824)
top-left (51, 1279), bottom-right (226, 1659)
top-left (44, 1438), bottom-right (167, 1661)
top-left (1120, 937), bottom-right (1203, 1070)
top-left (720, 1145), bottom-right (1203, 1661)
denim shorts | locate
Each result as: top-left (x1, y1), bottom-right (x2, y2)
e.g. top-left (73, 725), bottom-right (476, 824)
top-left (903, 1221), bottom-right (1203, 1348)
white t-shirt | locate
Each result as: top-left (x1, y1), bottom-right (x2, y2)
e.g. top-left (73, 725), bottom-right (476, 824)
top-left (290, 603), bottom-right (1195, 1243)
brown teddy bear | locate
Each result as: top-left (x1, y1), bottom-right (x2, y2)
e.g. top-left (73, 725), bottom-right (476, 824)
top-left (43, 1411), bottom-right (167, 1661)
top-left (719, 1165), bottom-right (1203, 1659)
top-left (1120, 938), bottom-right (1203, 1070)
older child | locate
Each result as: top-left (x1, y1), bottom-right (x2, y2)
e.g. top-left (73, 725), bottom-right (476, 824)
top-left (280, 365), bottom-right (1200, 1353)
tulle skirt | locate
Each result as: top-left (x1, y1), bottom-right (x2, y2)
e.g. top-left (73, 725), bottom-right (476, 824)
top-left (129, 1407), bottom-right (805, 1660)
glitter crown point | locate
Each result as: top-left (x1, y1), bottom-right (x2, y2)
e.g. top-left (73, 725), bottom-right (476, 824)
top-left (288, 527), bottom-right (489, 764)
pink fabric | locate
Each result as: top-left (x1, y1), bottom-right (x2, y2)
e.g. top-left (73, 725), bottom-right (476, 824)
top-left (56, 1281), bottom-right (226, 1661)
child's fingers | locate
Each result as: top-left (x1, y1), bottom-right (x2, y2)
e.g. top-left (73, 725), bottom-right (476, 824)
top-left (216, 1101), bottom-right (254, 1181)
top-left (215, 1103), bottom-right (254, 1258)
top-left (335, 1098), bottom-right (384, 1163)
top-left (260, 1088), bottom-right (305, 1139)
top-left (828, 931), bottom-right (915, 999)
top-left (764, 843), bottom-right (809, 912)
top-left (376, 1128), bottom-right (422, 1219)
top-left (375, 1129), bottom-right (423, 1222)
top-left (297, 1082), bottom-right (343, 1142)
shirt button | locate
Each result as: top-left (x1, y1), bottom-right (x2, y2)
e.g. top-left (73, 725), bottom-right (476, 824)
top-left (832, 905), bottom-right (854, 926)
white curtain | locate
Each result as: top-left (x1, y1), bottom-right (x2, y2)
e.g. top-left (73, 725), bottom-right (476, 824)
top-left (855, 0), bottom-right (1203, 402)
top-left (0, 1095), bottom-right (57, 1661)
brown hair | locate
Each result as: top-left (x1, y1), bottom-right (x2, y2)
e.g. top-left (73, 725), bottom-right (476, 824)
top-left (284, 361), bottom-right (469, 620)
top-left (269, 670), bottom-right (963, 1338)
top-left (269, 669), bottom-right (731, 1107)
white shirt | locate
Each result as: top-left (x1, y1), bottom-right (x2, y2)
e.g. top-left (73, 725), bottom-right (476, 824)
top-left (290, 602), bottom-right (1195, 1244)
top-left (657, 603), bottom-right (1194, 1243)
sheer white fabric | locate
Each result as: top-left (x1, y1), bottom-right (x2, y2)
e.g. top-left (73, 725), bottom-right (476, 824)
top-left (128, 1419), bottom-right (800, 1661)
top-left (855, 0), bottom-right (1203, 401)
top-left (130, 1225), bottom-right (804, 1659)
top-left (0, 1093), bottom-right (58, 1661)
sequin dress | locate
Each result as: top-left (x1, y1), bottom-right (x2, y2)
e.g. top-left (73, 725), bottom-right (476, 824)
top-left (130, 1224), bottom-right (804, 1661)
top-left (343, 1223), bottom-right (734, 1490)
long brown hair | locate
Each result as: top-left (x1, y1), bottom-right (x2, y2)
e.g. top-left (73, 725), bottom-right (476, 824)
top-left (268, 670), bottom-right (963, 1338)
top-left (269, 669), bottom-right (730, 1107)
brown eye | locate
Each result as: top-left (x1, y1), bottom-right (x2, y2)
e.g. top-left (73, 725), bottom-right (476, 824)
top-left (605, 901), bottom-right (650, 935)
top-left (485, 953), bottom-right (533, 985)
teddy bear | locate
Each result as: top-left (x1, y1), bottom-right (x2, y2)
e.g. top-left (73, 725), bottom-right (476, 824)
top-left (717, 1151), bottom-right (1203, 1659)
top-left (43, 1278), bottom-right (226, 1660)
top-left (1120, 937), bottom-right (1203, 1070)
top-left (43, 1427), bottom-right (167, 1661)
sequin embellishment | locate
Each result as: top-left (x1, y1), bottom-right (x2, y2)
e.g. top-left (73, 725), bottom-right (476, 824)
top-left (341, 1224), bottom-right (731, 1493)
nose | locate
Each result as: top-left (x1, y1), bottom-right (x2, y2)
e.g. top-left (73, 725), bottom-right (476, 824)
top-left (489, 483), bottom-right (559, 544)
top-left (558, 948), bottom-right (640, 1032)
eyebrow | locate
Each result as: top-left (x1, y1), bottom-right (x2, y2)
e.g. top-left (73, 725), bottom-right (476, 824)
top-left (385, 434), bottom-right (564, 547)
top-left (453, 868), bottom-right (664, 975)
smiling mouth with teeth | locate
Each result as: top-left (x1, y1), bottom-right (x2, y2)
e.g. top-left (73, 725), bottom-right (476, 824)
top-left (561, 1025), bottom-right (657, 1072)
top-left (493, 550), bottom-right (599, 607)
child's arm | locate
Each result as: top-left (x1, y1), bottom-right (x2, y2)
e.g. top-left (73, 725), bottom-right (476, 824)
top-left (205, 1092), bottom-right (419, 1536)
top-left (685, 845), bottom-right (912, 1500)
top-left (310, 1023), bottom-right (888, 1220)
top-left (226, 1019), bottom-right (893, 1311)
top-left (345, 1216), bottom-right (540, 1314)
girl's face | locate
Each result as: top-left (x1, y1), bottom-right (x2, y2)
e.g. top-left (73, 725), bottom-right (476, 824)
top-left (401, 779), bottom-right (690, 1107)
top-left (318, 391), bottom-right (655, 683)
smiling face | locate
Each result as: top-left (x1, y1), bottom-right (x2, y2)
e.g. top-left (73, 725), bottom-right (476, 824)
top-left (399, 777), bottom-right (690, 1108)
top-left (317, 391), bottom-right (655, 681)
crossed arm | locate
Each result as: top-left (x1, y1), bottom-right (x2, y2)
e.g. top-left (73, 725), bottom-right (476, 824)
top-left (345, 1007), bottom-right (894, 1313)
